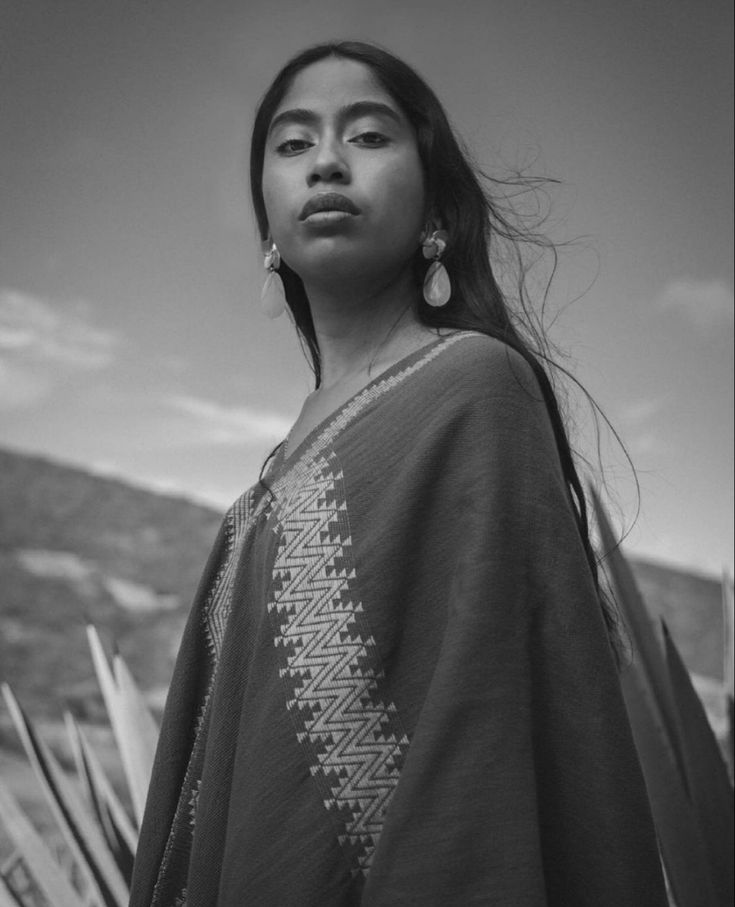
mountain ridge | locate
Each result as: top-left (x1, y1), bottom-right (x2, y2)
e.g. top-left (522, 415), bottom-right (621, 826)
top-left (0, 445), bottom-right (726, 719)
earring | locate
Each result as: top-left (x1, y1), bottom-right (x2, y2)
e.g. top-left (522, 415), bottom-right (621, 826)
top-left (261, 242), bottom-right (287, 320)
top-left (421, 229), bottom-right (451, 307)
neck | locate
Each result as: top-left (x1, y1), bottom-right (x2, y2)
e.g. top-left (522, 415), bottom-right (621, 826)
top-left (302, 267), bottom-right (428, 390)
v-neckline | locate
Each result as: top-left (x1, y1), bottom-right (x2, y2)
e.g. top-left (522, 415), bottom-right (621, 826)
top-left (271, 331), bottom-right (470, 474)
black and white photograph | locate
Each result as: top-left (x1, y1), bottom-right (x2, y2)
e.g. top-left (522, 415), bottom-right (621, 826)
top-left (0, 2), bottom-right (732, 905)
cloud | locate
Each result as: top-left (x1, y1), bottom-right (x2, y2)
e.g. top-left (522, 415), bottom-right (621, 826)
top-left (0, 289), bottom-right (118, 368)
top-left (614, 396), bottom-right (666, 459)
top-left (617, 397), bottom-right (664, 426)
top-left (628, 431), bottom-right (664, 457)
top-left (0, 289), bottom-right (119, 411)
top-left (657, 278), bottom-right (734, 332)
top-left (163, 394), bottom-right (292, 445)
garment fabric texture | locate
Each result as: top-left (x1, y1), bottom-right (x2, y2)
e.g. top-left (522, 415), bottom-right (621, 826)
top-left (129, 331), bottom-right (668, 906)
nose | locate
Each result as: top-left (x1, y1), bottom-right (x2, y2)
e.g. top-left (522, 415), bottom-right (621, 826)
top-left (307, 136), bottom-right (350, 186)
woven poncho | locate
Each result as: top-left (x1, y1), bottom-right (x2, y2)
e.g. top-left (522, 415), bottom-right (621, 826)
top-left (130, 332), bottom-right (667, 906)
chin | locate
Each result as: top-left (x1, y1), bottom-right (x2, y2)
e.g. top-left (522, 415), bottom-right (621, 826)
top-left (293, 245), bottom-right (368, 280)
top-left (301, 242), bottom-right (416, 286)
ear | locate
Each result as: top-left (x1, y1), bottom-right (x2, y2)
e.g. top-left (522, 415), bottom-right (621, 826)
top-left (419, 212), bottom-right (445, 241)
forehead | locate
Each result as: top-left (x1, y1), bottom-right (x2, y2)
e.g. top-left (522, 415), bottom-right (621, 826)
top-left (274, 57), bottom-right (403, 120)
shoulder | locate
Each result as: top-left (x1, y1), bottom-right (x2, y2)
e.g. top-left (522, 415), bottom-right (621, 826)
top-left (423, 331), bottom-right (561, 467)
top-left (429, 331), bottom-right (544, 407)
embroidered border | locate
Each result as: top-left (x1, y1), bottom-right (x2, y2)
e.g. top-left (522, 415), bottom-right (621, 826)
top-left (202, 489), bottom-right (258, 661)
top-left (152, 489), bottom-right (259, 906)
top-left (267, 450), bottom-right (410, 876)
top-left (269, 330), bottom-right (472, 503)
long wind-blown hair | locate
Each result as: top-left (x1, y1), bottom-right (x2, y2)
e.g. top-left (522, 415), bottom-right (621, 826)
top-left (249, 40), bottom-right (624, 660)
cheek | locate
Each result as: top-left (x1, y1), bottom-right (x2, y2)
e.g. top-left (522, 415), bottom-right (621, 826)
top-left (377, 152), bottom-right (425, 219)
top-left (261, 165), bottom-right (289, 235)
top-left (381, 167), bottom-right (425, 237)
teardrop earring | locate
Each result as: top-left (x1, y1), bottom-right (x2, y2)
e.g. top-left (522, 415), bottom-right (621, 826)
top-left (261, 242), bottom-right (287, 320)
top-left (421, 229), bottom-right (451, 307)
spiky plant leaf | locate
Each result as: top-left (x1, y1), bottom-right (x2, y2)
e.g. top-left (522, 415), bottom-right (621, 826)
top-left (0, 874), bottom-right (20, 907)
top-left (591, 491), bottom-right (720, 907)
top-left (723, 573), bottom-right (734, 778)
top-left (0, 780), bottom-right (82, 907)
top-left (1, 685), bottom-right (129, 907)
top-left (64, 712), bottom-right (118, 848)
top-left (591, 491), bottom-right (687, 780)
top-left (663, 621), bottom-right (734, 905)
top-left (64, 712), bottom-right (138, 852)
top-left (86, 627), bottom-right (157, 827)
top-left (0, 875), bottom-right (17, 907)
top-left (113, 652), bottom-right (158, 818)
top-left (618, 662), bottom-right (718, 906)
top-left (723, 573), bottom-right (734, 697)
top-left (64, 712), bottom-right (137, 880)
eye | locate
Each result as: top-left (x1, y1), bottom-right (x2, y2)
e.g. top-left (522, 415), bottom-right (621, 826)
top-left (275, 138), bottom-right (313, 156)
top-left (350, 131), bottom-right (388, 147)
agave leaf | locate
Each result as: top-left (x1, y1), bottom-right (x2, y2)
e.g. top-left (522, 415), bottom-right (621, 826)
top-left (64, 712), bottom-right (138, 878)
top-left (723, 572), bottom-right (734, 698)
top-left (86, 626), bottom-right (158, 827)
top-left (0, 879), bottom-right (19, 907)
top-left (591, 489), bottom-right (687, 782)
top-left (113, 651), bottom-right (158, 823)
top-left (0, 875), bottom-right (17, 907)
top-left (0, 780), bottom-right (82, 907)
top-left (591, 492), bottom-right (719, 907)
top-left (1, 684), bottom-right (129, 907)
top-left (663, 621), bottom-right (734, 906)
top-left (86, 626), bottom-right (120, 748)
top-left (65, 712), bottom-right (138, 853)
top-left (727, 695), bottom-right (735, 786)
top-left (723, 574), bottom-right (734, 779)
top-left (64, 711), bottom-right (115, 843)
top-left (619, 663), bottom-right (718, 907)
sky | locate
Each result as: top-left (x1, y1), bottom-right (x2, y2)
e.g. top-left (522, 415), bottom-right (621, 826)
top-left (1, 0), bottom-right (732, 575)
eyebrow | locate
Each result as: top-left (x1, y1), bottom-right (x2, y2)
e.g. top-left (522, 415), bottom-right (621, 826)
top-left (268, 100), bottom-right (404, 135)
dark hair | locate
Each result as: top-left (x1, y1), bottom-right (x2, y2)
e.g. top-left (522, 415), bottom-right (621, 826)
top-left (250, 40), bottom-right (624, 661)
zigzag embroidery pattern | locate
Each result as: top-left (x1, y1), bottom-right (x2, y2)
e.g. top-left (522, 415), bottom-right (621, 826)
top-left (153, 489), bottom-right (259, 907)
top-left (202, 489), bottom-right (257, 662)
top-left (268, 450), bottom-right (410, 877)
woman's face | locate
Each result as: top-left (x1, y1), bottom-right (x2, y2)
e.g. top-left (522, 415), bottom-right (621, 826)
top-left (261, 57), bottom-right (426, 289)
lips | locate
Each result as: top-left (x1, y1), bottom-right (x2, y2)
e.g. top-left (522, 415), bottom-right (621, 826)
top-left (298, 192), bottom-right (361, 221)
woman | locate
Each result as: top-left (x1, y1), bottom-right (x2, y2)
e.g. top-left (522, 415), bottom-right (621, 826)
top-left (130, 41), bottom-right (668, 906)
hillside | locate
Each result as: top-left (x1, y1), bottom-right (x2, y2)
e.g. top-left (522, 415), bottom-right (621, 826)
top-left (0, 445), bottom-right (729, 862)
top-left (0, 445), bottom-right (727, 721)
top-left (0, 446), bottom-right (223, 718)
